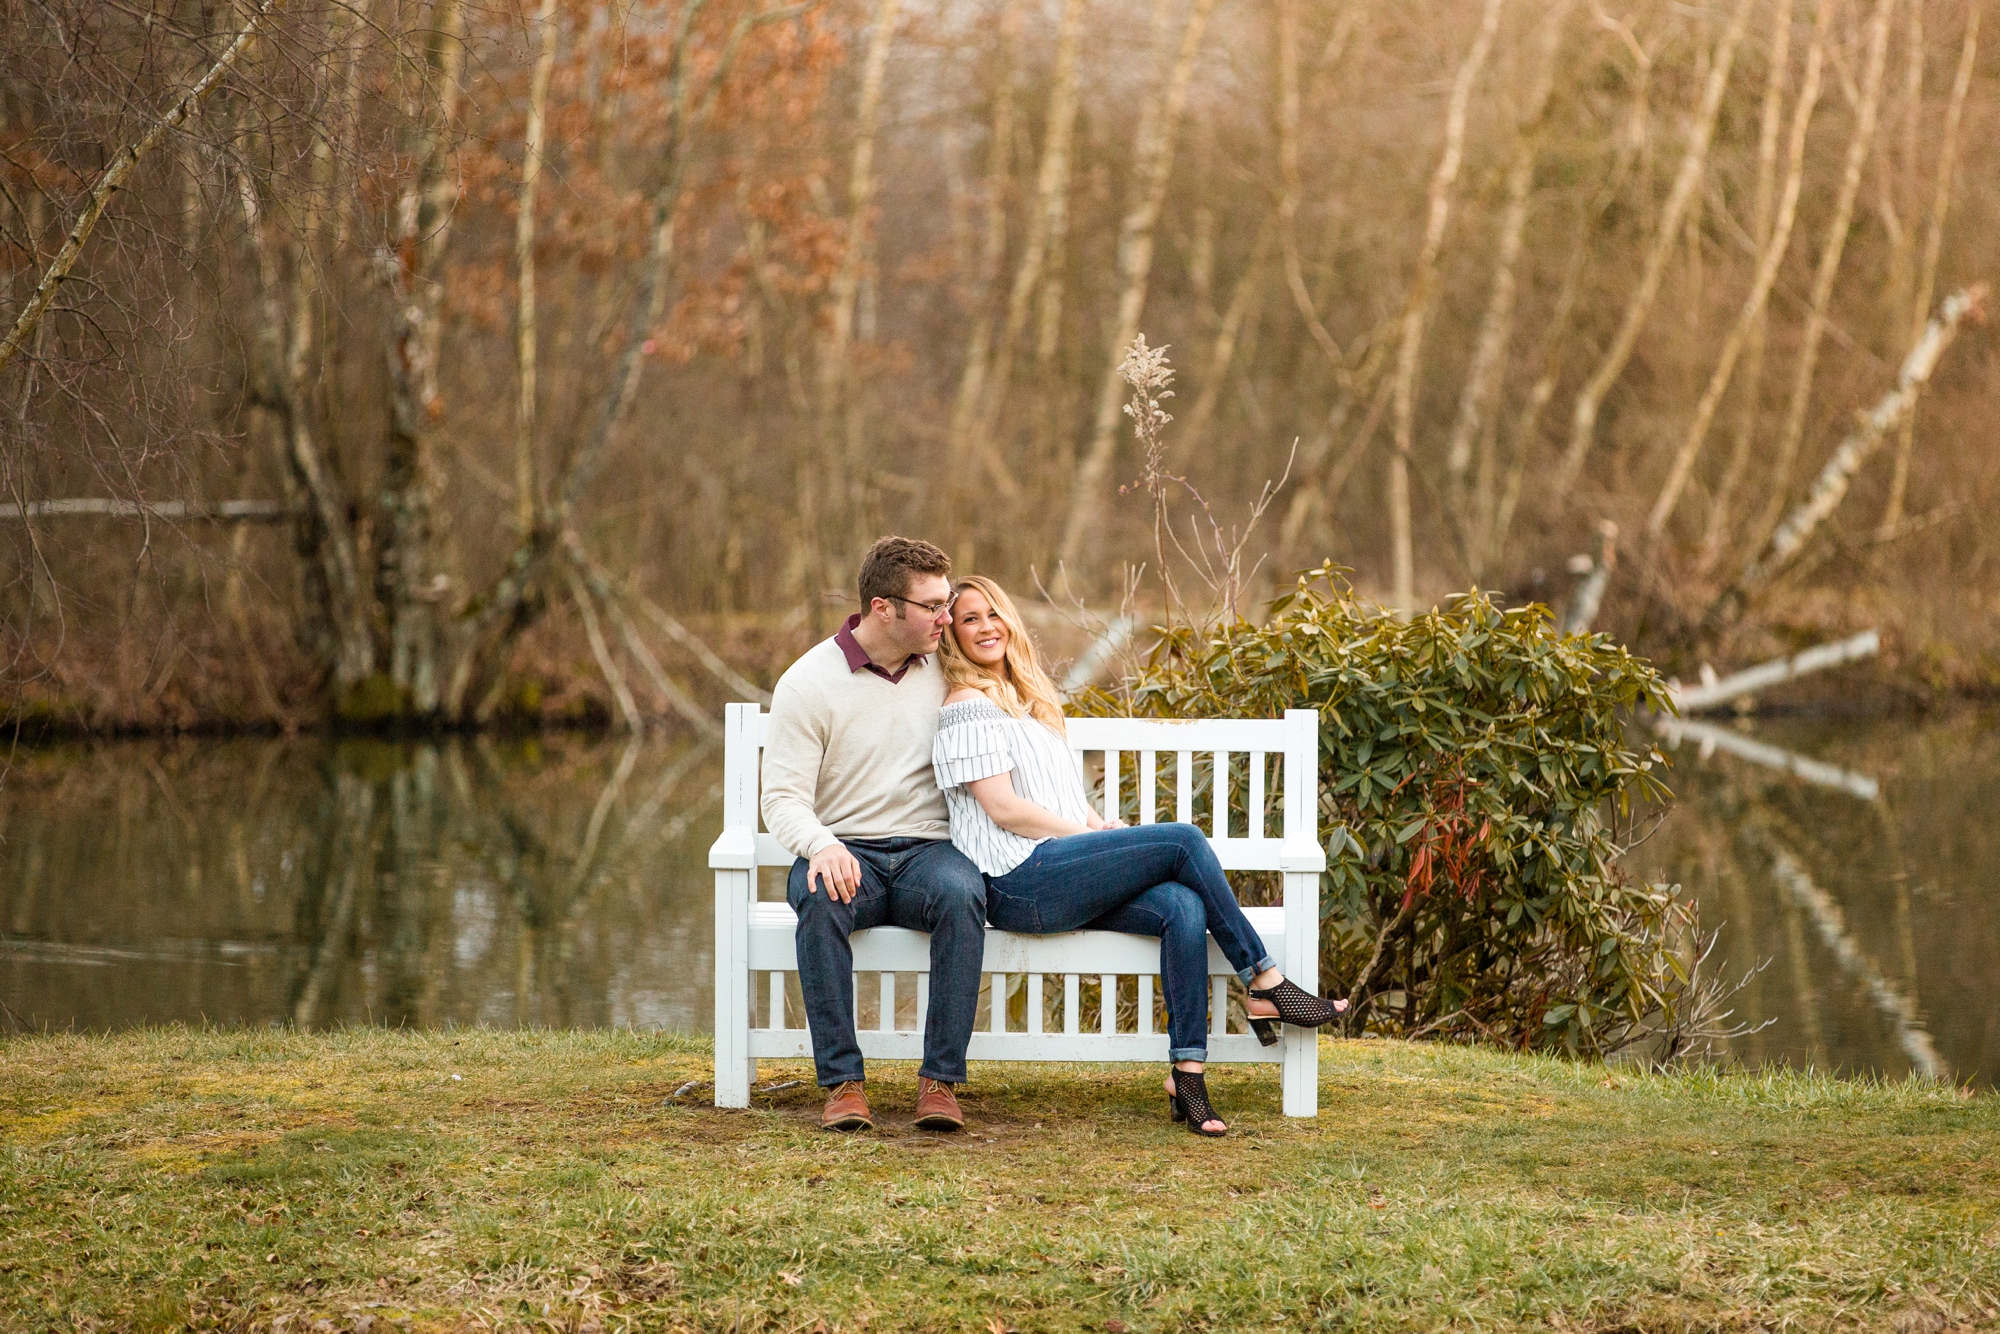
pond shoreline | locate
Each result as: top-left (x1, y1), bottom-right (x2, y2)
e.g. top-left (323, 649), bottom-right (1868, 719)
top-left (4, 679), bottom-right (1994, 747)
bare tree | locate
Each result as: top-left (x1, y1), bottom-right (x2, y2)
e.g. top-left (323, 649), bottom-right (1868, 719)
top-left (1551, 0), bottom-right (1756, 509)
top-left (1711, 284), bottom-right (1987, 629)
top-left (1877, 2), bottom-right (1981, 538)
top-left (1646, 0), bottom-right (1832, 545)
top-left (1698, 0), bottom-right (1803, 573)
top-left (815, 0), bottom-right (903, 588)
top-left (1385, 0), bottom-right (1506, 612)
top-left (944, 0), bottom-right (1024, 560)
top-left (0, 0), bottom-right (279, 378)
top-left (1442, 0), bottom-right (1571, 568)
top-left (1056, 0), bottom-right (1220, 581)
top-left (1748, 0), bottom-right (1897, 556)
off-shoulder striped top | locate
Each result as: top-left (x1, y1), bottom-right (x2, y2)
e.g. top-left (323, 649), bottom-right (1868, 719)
top-left (931, 698), bottom-right (1094, 877)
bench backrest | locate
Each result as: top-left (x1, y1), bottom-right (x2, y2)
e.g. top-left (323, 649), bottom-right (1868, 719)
top-left (711, 703), bottom-right (1323, 874)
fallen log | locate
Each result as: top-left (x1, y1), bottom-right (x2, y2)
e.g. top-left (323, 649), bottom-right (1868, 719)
top-left (0, 499), bottom-right (293, 521)
top-left (1667, 629), bottom-right (1879, 713)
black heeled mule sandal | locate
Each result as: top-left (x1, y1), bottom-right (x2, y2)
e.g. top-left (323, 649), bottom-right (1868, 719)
top-left (1247, 977), bottom-right (1345, 1046)
top-left (1166, 1068), bottom-right (1227, 1138)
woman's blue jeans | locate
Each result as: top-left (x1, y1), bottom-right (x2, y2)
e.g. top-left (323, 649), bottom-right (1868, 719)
top-left (984, 823), bottom-right (1277, 1062)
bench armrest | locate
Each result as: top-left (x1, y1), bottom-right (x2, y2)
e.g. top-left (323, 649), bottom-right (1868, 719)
top-left (708, 828), bottom-right (757, 870)
top-left (1278, 839), bottom-right (1328, 873)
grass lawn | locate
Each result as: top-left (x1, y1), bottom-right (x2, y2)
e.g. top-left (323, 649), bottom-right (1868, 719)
top-left (2, 1028), bottom-right (1996, 1333)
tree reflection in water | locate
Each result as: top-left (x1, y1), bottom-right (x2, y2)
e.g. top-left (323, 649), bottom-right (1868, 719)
top-left (0, 734), bottom-right (720, 1033)
top-left (1633, 710), bottom-right (1999, 1089)
top-left (3, 715), bottom-right (1994, 1088)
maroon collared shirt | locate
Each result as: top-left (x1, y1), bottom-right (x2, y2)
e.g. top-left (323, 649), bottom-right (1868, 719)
top-left (835, 613), bottom-right (926, 683)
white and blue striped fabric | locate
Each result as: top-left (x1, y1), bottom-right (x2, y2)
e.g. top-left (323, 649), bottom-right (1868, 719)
top-left (932, 698), bottom-right (1095, 876)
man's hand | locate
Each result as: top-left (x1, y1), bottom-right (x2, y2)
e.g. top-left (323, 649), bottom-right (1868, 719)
top-left (807, 842), bottom-right (863, 903)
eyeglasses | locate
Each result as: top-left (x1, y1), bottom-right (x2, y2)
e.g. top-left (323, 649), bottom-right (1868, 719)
top-left (887, 593), bottom-right (958, 620)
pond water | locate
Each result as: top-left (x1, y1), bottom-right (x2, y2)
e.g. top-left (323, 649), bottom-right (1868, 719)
top-left (1, 714), bottom-right (1993, 1086)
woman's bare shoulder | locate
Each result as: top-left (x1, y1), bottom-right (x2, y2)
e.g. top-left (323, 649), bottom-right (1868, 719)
top-left (943, 687), bottom-right (987, 705)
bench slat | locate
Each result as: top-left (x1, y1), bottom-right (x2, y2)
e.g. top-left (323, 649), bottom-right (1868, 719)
top-left (747, 1029), bottom-right (1284, 1063)
top-left (1213, 751), bottom-right (1229, 839)
top-left (745, 905), bottom-right (1287, 976)
top-left (737, 713), bottom-right (1292, 758)
top-left (1250, 750), bottom-right (1266, 840)
top-left (1066, 717), bottom-right (1292, 750)
top-left (749, 829), bottom-right (1298, 870)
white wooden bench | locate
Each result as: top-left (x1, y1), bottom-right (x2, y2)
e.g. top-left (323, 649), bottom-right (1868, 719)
top-left (708, 704), bottom-right (1328, 1116)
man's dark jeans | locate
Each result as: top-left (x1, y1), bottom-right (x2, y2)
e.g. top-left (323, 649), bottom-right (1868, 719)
top-left (787, 837), bottom-right (987, 1088)
top-left (984, 823), bottom-right (1277, 1062)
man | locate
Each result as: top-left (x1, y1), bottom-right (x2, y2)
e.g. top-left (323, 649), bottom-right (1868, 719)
top-left (761, 536), bottom-right (986, 1132)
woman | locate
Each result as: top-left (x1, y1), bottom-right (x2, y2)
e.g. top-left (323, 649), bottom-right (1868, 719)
top-left (931, 575), bottom-right (1344, 1136)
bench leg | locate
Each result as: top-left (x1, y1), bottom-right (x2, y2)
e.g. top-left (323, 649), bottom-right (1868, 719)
top-left (1282, 1027), bottom-right (1317, 1117)
top-left (714, 869), bottom-right (754, 1108)
top-left (1281, 869), bottom-right (1319, 1117)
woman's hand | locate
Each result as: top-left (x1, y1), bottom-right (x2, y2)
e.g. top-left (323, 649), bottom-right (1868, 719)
top-left (1085, 810), bottom-right (1125, 831)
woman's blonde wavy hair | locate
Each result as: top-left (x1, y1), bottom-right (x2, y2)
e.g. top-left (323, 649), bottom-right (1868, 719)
top-left (937, 575), bottom-right (1067, 734)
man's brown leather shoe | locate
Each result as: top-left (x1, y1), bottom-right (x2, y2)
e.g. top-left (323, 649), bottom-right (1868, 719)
top-left (821, 1080), bottom-right (873, 1131)
top-left (913, 1077), bottom-right (965, 1131)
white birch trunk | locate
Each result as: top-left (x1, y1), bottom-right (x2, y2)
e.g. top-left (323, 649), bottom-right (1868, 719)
top-left (1878, 4), bottom-right (1980, 537)
top-left (1646, 0), bottom-right (1831, 541)
top-left (1750, 0), bottom-right (1897, 551)
top-left (1443, 0), bottom-right (1571, 546)
top-left (1386, 0), bottom-right (1506, 614)
top-left (0, 0), bottom-right (277, 376)
top-left (1722, 285), bottom-right (1985, 615)
top-left (946, 1), bottom-right (1023, 527)
top-left (1550, 0), bottom-right (1755, 507)
top-left (1698, 0), bottom-right (1801, 573)
top-left (819, 0), bottom-right (903, 433)
top-left (515, 0), bottom-right (560, 535)
top-left (974, 0), bottom-right (1084, 483)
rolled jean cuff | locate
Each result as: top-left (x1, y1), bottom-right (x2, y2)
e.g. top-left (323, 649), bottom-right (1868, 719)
top-left (1169, 1045), bottom-right (1208, 1062)
top-left (1237, 954), bottom-right (1278, 986)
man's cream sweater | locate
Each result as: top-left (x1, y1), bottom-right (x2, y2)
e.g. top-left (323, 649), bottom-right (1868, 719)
top-left (760, 635), bottom-right (950, 858)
